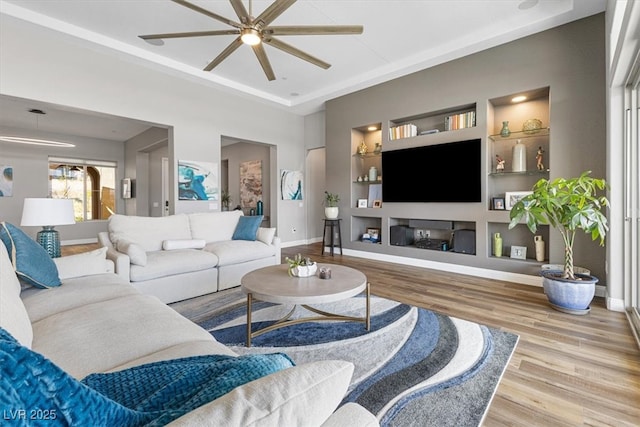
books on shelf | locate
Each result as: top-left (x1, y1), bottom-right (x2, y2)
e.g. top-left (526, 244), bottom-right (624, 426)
top-left (444, 111), bottom-right (476, 131)
top-left (389, 123), bottom-right (417, 140)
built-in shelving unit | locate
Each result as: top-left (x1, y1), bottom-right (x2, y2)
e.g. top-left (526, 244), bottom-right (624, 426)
top-left (486, 87), bottom-right (551, 265)
top-left (343, 89), bottom-right (555, 276)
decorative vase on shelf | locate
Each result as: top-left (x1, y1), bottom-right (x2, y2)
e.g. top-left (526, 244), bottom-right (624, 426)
top-left (500, 121), bottom-right (511, 137)
top-left (357, 140), bottom-right (368, 155)
top-left (368, 166), bottom-right (378, 182)
top-left (374, 142), bottom-right (382, 154)
top-left (512, 139), bottom-right (527, 172)
top-left (534, 235), bottom-right (545, 262)
top-left (493, 232), bottom-right (503, 257)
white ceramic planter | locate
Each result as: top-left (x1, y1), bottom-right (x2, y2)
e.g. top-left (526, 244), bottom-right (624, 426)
top-left (292, 262), bottom-right (317, 278)
top-left (325, 207), bottom-right (339, 219)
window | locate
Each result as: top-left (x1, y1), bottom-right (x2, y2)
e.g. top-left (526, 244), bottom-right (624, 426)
top-left (48, 157), bottom-right (117, 222)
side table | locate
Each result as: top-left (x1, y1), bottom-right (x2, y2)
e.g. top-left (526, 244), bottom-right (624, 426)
top-left (322, 218), bottom-right (342, 256)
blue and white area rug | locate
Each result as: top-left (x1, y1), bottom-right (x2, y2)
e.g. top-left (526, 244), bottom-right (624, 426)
top-left (196, 292), bottom-right (519, 427)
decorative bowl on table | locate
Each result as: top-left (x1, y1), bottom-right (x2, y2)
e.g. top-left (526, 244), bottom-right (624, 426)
top-left (291, 262), bottom-right (318, 278)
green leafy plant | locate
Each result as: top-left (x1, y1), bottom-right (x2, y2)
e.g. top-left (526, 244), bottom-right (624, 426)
top-left (508, 171), bottom-right (609, 280)
top-left (324, 191), bottom-right (340, 207)
top-left (285, 253), bottom-right (313, 276)
top-left (221, 190), bottom-right (232, 208)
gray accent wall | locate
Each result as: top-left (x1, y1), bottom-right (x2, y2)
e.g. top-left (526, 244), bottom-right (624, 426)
top-left (325, 15), bottom-right (607, 283)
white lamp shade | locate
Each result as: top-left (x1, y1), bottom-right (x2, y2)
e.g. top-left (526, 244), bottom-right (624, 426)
top-left (21, 198), bottom-right (76, 226)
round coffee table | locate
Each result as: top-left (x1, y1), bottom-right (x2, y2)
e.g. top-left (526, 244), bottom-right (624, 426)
top-left (241, 263), bottom-right (370, 347)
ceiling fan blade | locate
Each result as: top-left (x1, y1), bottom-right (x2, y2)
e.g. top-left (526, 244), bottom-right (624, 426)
top-left (254, 0), bottom-right (296, 29)
top-left (264, 37), bottom-right (330, 69)
top-left (266, 25), bottom-right (363, 36)
top-left (172, 0), bottom-right (242, 29)
top-left (251, 44), bottom-right (276, 81)
top-left (229, 0), bottom-right (251, 24)
top-left (140, 29), bottom-right (239, 40)
top-left (204, 37), bottom-right (243, 71)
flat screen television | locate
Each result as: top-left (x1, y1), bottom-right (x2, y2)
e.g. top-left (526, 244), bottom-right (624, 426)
top-left (382, 138), bottom-right (481, 203)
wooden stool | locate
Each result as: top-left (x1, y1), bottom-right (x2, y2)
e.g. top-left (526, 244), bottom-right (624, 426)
top-left (321, 218), bottom-right (342, 256)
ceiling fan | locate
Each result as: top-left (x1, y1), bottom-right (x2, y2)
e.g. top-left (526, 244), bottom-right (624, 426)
top-left (139, 0), bottom-right (363, 81)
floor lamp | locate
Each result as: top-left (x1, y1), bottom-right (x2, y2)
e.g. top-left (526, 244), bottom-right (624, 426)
top-left (21, 198), bottom-right (76, 258)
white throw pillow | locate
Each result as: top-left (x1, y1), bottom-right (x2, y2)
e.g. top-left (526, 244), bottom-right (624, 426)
top-left (116, 239), bottom-right (147, 266)
top-left (162, 239), bottom-right (206, 250)
top-left (53, 247), bottom-right (109, 280)
top-left (166, 360), bottom-right (354, 427)
top-left (0, 241), bottom-right (33, 348)
top-left (256, 227), bottom-right (276, 245)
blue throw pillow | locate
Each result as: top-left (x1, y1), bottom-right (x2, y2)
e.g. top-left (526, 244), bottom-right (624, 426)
top-left (0, 222), bottom-right (61, 288)
top-left (232, 215), bottom-right (263, 241)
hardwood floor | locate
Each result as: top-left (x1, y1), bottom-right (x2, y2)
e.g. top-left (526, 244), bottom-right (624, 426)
top-left (63, 242), bottom-right (640, 426)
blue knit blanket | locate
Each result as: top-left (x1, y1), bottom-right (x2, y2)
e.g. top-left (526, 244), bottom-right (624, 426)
top-left (0, 328), bottom-right (294, 426)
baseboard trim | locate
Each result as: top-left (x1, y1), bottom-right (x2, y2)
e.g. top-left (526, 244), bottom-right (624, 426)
top-left (606, 296), bottom-right (625, 312)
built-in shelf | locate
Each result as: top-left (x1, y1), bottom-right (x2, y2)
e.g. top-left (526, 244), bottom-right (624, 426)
top-left (488, 170), bottom-right (549, 177)
top-left (488, 128), bottom-right (550, 141)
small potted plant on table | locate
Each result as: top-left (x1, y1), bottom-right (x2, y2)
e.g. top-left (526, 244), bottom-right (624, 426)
top-left (508, 171), bottom-right (609, 314)
top-left (324, 191), bottom-right (340, 219)
top-left (285, 253), bottom-right (317, 277)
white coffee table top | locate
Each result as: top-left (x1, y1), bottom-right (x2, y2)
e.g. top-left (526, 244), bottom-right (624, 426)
top-left (241, 263), bottom-right (367, 305)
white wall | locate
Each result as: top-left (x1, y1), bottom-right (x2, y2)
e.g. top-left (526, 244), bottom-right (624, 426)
top-left (0, 14), bottom-right (306, 243)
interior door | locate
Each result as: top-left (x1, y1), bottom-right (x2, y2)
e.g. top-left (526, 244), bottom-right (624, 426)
top-left (162, 157), bottom-right (169, 216)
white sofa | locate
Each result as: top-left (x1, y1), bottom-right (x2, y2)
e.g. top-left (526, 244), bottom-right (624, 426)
top-left (98, 211), bottom-right (281, 303)
top-left (0, 241), bottom-right (378, 426)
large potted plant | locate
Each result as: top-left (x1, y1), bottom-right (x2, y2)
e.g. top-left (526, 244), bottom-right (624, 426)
top-left (324, 191), bottom-right (340, 219)
top-left (508, 171), bottom-right (609, 314)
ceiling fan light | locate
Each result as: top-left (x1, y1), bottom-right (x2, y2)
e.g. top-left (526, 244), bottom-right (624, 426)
top-left (241, 29), bottom-right (261, 45)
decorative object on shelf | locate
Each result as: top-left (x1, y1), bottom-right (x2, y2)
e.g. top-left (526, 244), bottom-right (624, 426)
top-left (495, 155), bottom-right (505, 172)
top-left (20, 198), bottom-right (76, 258)
top-left (357, 140), bottom-right (368, 155)
top-left (500, 121), bottom-right (511, 137)
top-left (285, 253), bottom-right (317, 277)
top-left (522, 118), bottom-right (543, 134)
top-left (508, 171), bottom-right (609, 314)
top-left (357, 198), bottom-right (367, 208)
top-left (510, 245), bottom-right (527, 260)
top-left (365, 227), bottom-right (380, 243)
top-left (511, 139), bottom-right (526, 172)
top-left (368, 166), bottom-right (378, 182)
top-left (363, 175), bottom-right (369, 182)
top-left (492, 197), bottom-right (505, 210)
top-left (373, 142), bottom-right (382, 154)
top-left (372, 200), bottom-right (382, 208)
top-left (505, 191), bottom-right (533, 210)
top-left (318, 266), bottom-right (331, 279)
top-left (357, 176), bottom-right (363, 182)
top-left (534, 235), bottom-right (545, 262)
top-left (493, 232), bottom-right (503, 257)
top-left (256, 199), bottom-right (263, 216)
top-left (324, 191), bottom-right (340, 219)
top-left (536, 146), bottom-right (545, 170)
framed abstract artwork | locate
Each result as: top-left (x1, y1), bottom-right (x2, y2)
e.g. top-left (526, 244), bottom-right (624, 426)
top-left (280, 170), bottom-right (303, 200)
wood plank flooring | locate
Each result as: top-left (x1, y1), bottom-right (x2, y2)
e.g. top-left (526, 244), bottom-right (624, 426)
top-left (63, 243), bottom-right (640, 426)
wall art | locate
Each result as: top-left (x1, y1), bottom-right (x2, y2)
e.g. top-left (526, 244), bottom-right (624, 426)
top-left (240, 160), bottom-right (262, 209)
top-left (178, 160), bottom-right (218, 201)
top-left (0, 165), bottom-right (13, 197)
top-left (280, 169), bottom-right (303, 200)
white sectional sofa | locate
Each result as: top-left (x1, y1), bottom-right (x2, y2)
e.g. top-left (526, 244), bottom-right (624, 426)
top-left (98, 211), bottom-right (281, 303)
top-left (0, 228), bottom-right (378, 426)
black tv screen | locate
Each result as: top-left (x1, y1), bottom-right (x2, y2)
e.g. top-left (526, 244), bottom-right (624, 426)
top-left (382, 139), bottom-right (481, 203)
